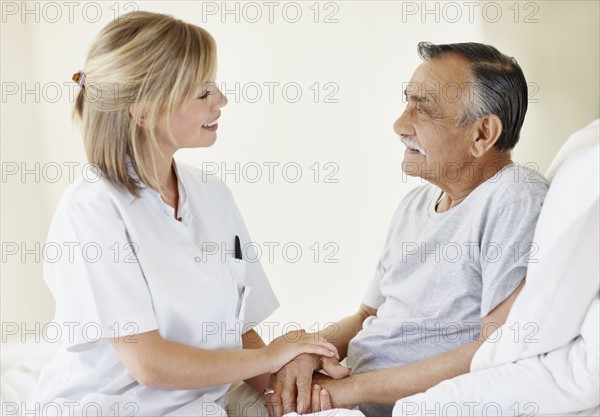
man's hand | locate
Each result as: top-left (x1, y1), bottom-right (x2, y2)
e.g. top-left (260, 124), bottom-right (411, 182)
top-left (306, 280), bottom-right (528, 407)
top-left (266, 353), bottom-right (318, 417)
top-left (266, 306), bottom-right (374, 416)
top-left (266, 353), bottom-right (351, 417)
top-left (309, 373), bottom-right (357, 412)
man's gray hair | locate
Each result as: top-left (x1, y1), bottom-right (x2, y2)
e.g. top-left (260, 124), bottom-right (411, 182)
top-left (417, 42), bottom-right (528, 152)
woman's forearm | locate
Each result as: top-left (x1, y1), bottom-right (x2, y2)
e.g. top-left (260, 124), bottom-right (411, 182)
top-left (242, 329), bottom-right (271, 394)
top-left (139, 337), bottom-right (270, 389)
top-left (113, 328), bottom-right (338, 390)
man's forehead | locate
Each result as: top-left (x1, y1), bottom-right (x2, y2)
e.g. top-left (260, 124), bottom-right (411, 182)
top-left (403, 83), bottom-right (439, 103)
top-left (404, 57), bottom-right (472, 102)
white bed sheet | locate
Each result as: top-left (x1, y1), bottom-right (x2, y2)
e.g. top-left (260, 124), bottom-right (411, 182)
top-left (1, 340), bottom-right (58, 415)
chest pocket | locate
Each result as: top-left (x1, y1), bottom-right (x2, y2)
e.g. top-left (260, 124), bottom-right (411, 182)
top-left (224, 257), bottom-right (253, 323)
top-left (144, 253), bottom-right (250, 350)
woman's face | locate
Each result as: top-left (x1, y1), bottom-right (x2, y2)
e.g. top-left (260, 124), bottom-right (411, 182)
top-left (160, 82), bottom-right (228, 151)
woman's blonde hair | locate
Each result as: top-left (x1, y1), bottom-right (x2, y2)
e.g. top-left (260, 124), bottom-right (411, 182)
top-left (73, 11), bottom-right (217, 196)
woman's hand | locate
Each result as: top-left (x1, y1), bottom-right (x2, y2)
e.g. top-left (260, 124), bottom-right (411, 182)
top-left (261, 330), bottom-right (340, 374)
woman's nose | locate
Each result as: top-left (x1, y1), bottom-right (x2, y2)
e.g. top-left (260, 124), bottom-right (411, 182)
top-left (216, 87), bottom-right (228, 108)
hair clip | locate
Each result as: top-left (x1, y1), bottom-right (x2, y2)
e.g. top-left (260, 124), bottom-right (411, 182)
top-left (72, 70), bottom-right (86, 88)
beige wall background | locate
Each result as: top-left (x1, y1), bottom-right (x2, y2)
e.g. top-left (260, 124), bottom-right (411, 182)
top-left (482, 0), bottom-right (600, 169)
top-left (1, 1), bottom-right (598, 345)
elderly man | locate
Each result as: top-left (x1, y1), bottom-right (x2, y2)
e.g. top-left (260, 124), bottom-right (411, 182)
top-left (265, 42), bottom-right (549, 417)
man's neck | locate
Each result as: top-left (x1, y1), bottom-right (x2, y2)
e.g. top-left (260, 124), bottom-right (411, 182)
top-left (435, 152), bottom-right (512, 212)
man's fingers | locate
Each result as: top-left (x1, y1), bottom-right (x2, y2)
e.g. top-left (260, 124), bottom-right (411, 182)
top-left (321, 357), bottom-right (352, 379)
top-left (266, 396), bottom-right (275, 417)
top-left (267, 374), bottom-right (284, 417)
top-left (270, 395), bottom-right (284, 417)
top-left (280, 379), bottom-right (297, 416)
top-left (320, 389), bottom-right (333, 410)
top-left (311, 384), bottom-right (321, 413)
top-left (265, 374), bottom-right (274, 417)
top-left (269, 353), bottom-right (322, 416)
top-left (295, 370), bottom-right (312, 414)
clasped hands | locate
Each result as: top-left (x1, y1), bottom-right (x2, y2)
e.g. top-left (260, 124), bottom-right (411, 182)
top-left (265, 352), bottom-right (355, 417)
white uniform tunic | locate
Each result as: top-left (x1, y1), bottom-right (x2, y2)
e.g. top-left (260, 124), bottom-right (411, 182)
top-left (32, 161), bottom-right (279, 416)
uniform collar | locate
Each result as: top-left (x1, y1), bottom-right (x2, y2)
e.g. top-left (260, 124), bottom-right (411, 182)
top-left (125, 156), bottom-right (193, 226)
top-left (172, 160), bottom-right (189, 211)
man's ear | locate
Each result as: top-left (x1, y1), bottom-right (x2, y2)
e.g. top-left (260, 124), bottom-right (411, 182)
top-left (470, 115), bottom-right (503, 158)
top-left (129, 102), bottom-right (147, 128)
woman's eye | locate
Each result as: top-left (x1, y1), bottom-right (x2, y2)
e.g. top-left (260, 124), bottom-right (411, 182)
top-left (197, 91), bottom-right (209, 100)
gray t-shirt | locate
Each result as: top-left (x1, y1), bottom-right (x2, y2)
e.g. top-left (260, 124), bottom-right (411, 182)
top-left (347, 164), bottom-right (549, 416)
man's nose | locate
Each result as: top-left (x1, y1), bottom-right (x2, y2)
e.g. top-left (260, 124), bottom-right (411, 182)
top-left (393, 108), bottom-right (414, 137)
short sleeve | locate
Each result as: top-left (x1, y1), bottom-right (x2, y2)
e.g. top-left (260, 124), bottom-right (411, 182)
top-left (361, 258), bottom-right (387, 309)
top-left (361, 204), bottom-right (405, 310)
top-left (479, 196), bottom-right (545, 317)
top-left (45, 200), bottom-right (158, 352)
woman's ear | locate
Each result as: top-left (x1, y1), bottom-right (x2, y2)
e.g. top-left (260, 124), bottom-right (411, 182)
top-left (470, 114), bottom-right (503, 158)
top-left (129, 102), bottom-right (147, 128)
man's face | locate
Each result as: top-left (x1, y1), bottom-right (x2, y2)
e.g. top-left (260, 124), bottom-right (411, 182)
top-left (394, 54), bottom-right (479, 184)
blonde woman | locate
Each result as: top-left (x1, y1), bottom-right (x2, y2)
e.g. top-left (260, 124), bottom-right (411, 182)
top-left (32, 11), bottom-right (338, 416)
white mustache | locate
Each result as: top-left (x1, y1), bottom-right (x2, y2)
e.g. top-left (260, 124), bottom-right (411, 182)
top-left (399, 135), bottom-right (427, 156)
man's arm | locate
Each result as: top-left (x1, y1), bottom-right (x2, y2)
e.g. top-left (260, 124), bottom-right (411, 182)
top-left (266, 304), bottom-right (376, 417)
top-left (313, 279), bottom-right (526, 410)
top-left (322, 304), bottom-right (377, 358)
